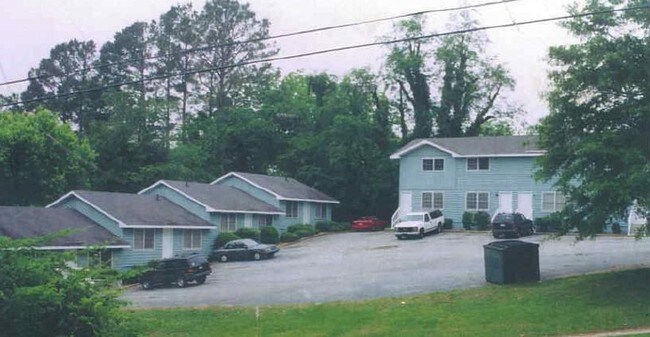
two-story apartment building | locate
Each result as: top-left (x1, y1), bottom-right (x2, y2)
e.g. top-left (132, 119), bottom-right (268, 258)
top-left (390, 136), bottom-right (566, 228)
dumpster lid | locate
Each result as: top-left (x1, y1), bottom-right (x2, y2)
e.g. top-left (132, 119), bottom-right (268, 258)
top-left (484, 240), bottom-right (539, 250)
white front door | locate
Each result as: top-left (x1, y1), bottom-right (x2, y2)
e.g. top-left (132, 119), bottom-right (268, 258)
top-left (517, 193), bottom-right (533, 220)
top-left (244, 214), bottom-right (253, 228)
top-left (498, 192), bottom-right (513, 213)
top-left (162, 229), bottom-right (173, 258)
top-left (400, 192), bottom-right (412, 216)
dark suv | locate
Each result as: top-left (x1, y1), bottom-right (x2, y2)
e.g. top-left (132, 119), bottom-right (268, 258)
top-left (139, 254), bottom-right (211, 289)
top-left (491, 212), bottom-right (535, 238)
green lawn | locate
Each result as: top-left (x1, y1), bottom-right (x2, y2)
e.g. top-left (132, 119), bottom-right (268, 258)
top-left (132, 268), bottom-right (650, 337)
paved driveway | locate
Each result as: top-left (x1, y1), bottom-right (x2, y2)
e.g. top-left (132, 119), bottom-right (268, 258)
top-left (123, 231), bottom-right (650, 308)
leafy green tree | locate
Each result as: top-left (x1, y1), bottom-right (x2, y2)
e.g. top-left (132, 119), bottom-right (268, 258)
top-left (0, 109), bottom-right (95, 206)
top-left (194, 0), bottom-right (279, 115)
top-left (20, 40), bottom-right (100, 135)
top-left (89, 93), bottom-right (168, 192)
top-left (536, 0), bottom-right (649, 236)
top-left (385, 13), bottom-right (516, 140)
top-left (268, 71), bottom-right (398, 220)
top-left (0, 236), bottom-right (136, 337)
top-left (154, 3), bottom-right (200, 127)
top-left (98, 22), bottom-right (157, 104)
top-left (386, 16), bottom-right (433, 139)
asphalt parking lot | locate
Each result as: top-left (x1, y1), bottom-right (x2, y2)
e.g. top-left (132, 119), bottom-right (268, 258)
top-left (123, 231), bottom-right (650, 308)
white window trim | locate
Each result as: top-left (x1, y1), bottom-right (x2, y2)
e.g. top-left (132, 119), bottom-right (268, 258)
top-left (465, 191), bottom-right (490, 211)
top-left (421, 157), bottom-right (445, 172)
top-left (421, 191), bottom-right (445, 210)
top-left (541, 191), bottom-right (565, 212)
top-left (466, 157), bottom-right (491, 172)
top-left (315, 204), bottom-right (327, 220)
top-left (220, 213), bottom-right (238, 232)
top-left (285, 201), bottom-right (299, 218)
top-left (133, 228), bottom-right (155, 251)
top-left (182, 229), bottom-right (202, 250)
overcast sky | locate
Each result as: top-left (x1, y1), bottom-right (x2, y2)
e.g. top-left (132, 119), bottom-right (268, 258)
top-left (0, 0), bottom-right (579, 125)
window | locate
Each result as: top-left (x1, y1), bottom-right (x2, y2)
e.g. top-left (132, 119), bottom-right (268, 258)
top-left (422, 158), bottom-right (444, 171)
top-left (88, 249), bottom-right (112, 268)
top-left (422, 192), bottom-right (444, 210)
top-left (542, 192), bottom-right (566, 212)
top-left (220, 213), bottom-right (237, 232)
top-left (257, 214), bottom-right (273, 227)
top-left (285, 201), bottom-right (298, 218)
top-left (183, 230), bottom-right (202, 250)
top-left (133, 229), bottom-right (154, 250)
top-left (315, 204), bottom-right (327, 219)
top-left (466, 192), bottom-right (489, 210)
top-left (467, 157), bottom-right (490, 171)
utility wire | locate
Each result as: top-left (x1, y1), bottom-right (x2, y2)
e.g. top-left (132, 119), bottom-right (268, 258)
top-left (0, 0), bottom-right (521, 87)
top-left (1, 4), bottom-right (647, 109)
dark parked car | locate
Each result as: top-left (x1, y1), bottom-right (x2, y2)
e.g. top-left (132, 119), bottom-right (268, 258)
top-left (491, 212), bottom-right (535, 238)
top-left (213, 238), bottom-right (279, 262)
top-left (351, 216), bottom-right (388, 231)
top-left (139, 253), bottom-right (211, 289)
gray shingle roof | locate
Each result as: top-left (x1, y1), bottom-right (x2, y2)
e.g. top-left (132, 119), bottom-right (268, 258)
top-left (221, 172), bottom-right (339, 203)
top-left (0, 206), bottom-right (128, 248)
top-left (71, 191), bottom-right (213, 228)
top-left (391, 136), bottom-right (543, 158)
top-left (161, 180), bottom-right (284, 214)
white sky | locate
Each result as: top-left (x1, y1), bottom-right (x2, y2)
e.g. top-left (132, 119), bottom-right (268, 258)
top-left (0, 0), bottom-right (579, 125)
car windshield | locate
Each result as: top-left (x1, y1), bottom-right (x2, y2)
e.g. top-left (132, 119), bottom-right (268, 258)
top-left (400, 214), bottom-right (423, 222)
top-left (494, 213), bottom-right (514, 222)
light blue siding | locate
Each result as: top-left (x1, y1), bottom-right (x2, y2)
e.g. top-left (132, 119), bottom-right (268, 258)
top-left (115, 228), bottom-right (163, 270)
top-left (173, 228), bottom-right (215, 256)
top-left (54, 197), bottom-right (123, 237)
top-left (398, 147), bottom-right (559, 228)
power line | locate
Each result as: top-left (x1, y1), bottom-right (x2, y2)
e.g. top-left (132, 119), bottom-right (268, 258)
top-left (0, 0), bottom-right (521, 88)
top-left (1, 4), bottom-right (647, 109)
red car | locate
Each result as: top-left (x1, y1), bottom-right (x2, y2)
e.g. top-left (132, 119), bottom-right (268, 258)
top-left (351, 216), bottom-right (388, 231)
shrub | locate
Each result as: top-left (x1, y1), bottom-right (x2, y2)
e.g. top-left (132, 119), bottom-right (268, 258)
top-left (316, 221), bottom-right (339, 232)
top-left (611, 223), bottom-right (622, 234)
top-left (474, 211), bottom-right (490, 230)
top-left (535, 213), bottom-right (563, 232)
top-left (293, 229), bottom-right (313, 238)
top-left (443, 218), bottom-right (454, 229)
top-left (0, 236), bottom-right (137, 337)
top-left (213, 232), bottom-right (240, 249)
top-left (462, 212), bottom-right (474, 230)
top-left (287, 224), bottom-right (315, 236)
top-left (280, 232), bottom-right (299, 242)
top-left (260, 226), bottom-right (279, 244)
top-left (235, 227), bottom-right (260, 241)
top-left (337, 222), bottom-right (351, 231)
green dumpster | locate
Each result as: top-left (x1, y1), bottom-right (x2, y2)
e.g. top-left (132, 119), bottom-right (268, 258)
top-left (484, 240), bottom-right (540, 284)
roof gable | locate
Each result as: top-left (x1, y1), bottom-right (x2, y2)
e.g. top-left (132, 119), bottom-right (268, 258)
top-left (143, 180), bottom-right (284, 214)
top-left (211, 172), bottom-right (339, 204)
top-left (390, 136), bottom-right (544, 159)
top-left (0, 206), bottom-right (128, 248)
top-left (49, 191), bottom-right (214, 229)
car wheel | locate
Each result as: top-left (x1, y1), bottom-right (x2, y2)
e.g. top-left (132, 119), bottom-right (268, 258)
top-left (219, 254), bottom-right (228, 263)
top-left (196, 276), bottom-right (206, 285)
top-left (419, 229), bottom-right (424, 239)
top-left (176, 278), bottom-right (186, 288)
top-left (253, 252), bottom-right (261, 261)
top-left (141, 281), bottom-right (152, 290)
